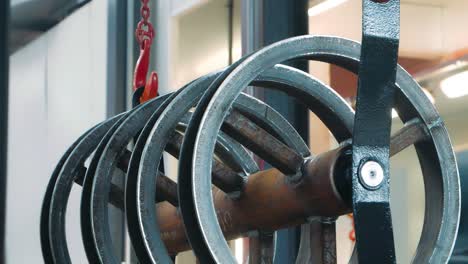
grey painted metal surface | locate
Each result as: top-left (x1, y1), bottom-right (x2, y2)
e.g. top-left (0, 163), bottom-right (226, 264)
top-left (0, 1), bottom-right (9, 261)
top-left (10, 0), bottom-right (90, 53)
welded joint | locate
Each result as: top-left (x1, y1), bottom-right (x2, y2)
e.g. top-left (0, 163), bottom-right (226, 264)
top-left (286, 154), bottom-right (315, 184)
top-left (226, 174), bottom-right (248, 200)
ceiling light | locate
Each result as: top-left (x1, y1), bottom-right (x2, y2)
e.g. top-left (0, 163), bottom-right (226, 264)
top-left (308, 0), bottom-right (349, 16)
top-left (440, 71), bottom-right (468, 98)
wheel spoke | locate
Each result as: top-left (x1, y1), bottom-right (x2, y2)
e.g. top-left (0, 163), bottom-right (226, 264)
top-left (248, 232), bottom-right (274, 264)
top-left (166, 131), bottom-right (246, 194)
top-left (223, 110), bottom-right (304, 175)
top-left (390, 118), bottom-right (429, 156)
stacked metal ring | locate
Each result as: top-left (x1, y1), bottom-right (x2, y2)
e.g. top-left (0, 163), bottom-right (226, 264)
top-left (40, 36), bottom-right (460, 263)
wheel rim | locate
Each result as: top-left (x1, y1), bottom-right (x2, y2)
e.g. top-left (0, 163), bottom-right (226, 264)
top-left (189, 35), bottom-right (459, 263)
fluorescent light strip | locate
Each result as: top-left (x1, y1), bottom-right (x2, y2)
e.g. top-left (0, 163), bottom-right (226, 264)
top-left (441, 71), bottom-right (468, 99)
top-left (308, 0), bottom-right (349, 16)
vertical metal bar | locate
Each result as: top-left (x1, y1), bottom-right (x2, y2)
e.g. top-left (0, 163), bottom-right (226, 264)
top-left (107, 0), bottom-right (128, 117)
top-left (241, 0), bottom-right (309, 263)
top-left (107, 0), bottom-right (128, 261)
top-left (249, 231), bottom-right (275, 264)
top-left (0, 0), bottom-right (9, 261)
top-left (261, 0), bottom-right (309, 144)
top-left (227, 0), bottom-right (234, 65)
top-left (241, 0), bottom-right (263, 55)
top-left (241, 0), bottom-right (263, 97)
top-left (321, 222), bottom-right (337, 264)
top-left (262, 1), bottom-right (309, 263)
top-left (352, 0), bottom-right (400, 263)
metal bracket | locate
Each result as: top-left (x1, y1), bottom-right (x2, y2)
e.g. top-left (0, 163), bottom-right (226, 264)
top-left (351, 0), bottom-right (400, 263)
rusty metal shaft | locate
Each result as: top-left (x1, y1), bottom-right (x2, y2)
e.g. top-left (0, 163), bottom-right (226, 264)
top-left (156, 146), bottom-right (349, 255)
top-left (154, 120), bottom-right (428, 254)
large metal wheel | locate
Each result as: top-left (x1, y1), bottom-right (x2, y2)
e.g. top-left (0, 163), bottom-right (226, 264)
top-left (182, 35), bottom-right (459, 263)
top-left (40, 111), bottom-right (129, 263)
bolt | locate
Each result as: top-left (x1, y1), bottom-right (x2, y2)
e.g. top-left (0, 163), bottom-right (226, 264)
top-left (359, 161), bottom-right (384, 190)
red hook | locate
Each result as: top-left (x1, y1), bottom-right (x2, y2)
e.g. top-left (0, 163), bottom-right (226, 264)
top-left (133, 38), bottom-right (151, 91)
top-left (133, 38), bottom-right (158, 103)
top-left (132, 0), bottom-right (158, 104)
top-left (141, 71), bottom-right (158, 103)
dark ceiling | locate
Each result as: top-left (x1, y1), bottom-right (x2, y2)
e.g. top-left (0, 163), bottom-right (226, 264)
top-left (9, 0), bottom-right (90, 53)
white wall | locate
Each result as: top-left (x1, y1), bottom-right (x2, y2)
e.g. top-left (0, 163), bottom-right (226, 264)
top-left (309, 0), bottom-right (468, 58)
top-left (7, 1), bottom-right (109, 262)
top-left (154, 1), bottom-right (240, 262)
top-left (309, 0), bottom-right (445, 58)
top-left (442, 0), bottom-right (468, 54)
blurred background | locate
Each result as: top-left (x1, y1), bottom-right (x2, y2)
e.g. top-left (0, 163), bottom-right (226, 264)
top-left (4, 0), bottom-right (468, 263)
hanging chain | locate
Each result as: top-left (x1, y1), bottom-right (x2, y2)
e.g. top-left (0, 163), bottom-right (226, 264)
top-left (132, 0), bottom-right (158, 103)
top-left (135, 0), bottom-right (155, 47)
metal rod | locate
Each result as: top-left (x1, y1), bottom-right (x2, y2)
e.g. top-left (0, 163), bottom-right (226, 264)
top-left (390, 118), bottom-right (429, 156)
top-left (73, 116), bottom-right (426, 211)
top-left (0, 1), bottom-right (9, 261)
top-left (321, 221), bottom-right (337, 264)
top-left (223, 110), bottom-right (304, 175)
top-left (166, 131), bottom-right (245, 194)
top-left (65, 120), bottom-right (433, 257)
top-left (73, 151), bottom-right (179, 208)
top-left (249, 232), bottom-right (275, 263)
top-left (72, 129), bottom-right (246, 208)
top-left (227, 0), bottom-right (234, 65)
top-left (158, 152), bottom-right (349, 255)
top-left (135, 123), bottom-right (429, 254)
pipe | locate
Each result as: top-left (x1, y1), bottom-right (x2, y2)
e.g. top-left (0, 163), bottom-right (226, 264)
top-left (153, 146), bottom-right (350, 255)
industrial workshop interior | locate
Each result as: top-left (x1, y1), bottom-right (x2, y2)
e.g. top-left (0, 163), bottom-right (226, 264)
top-left (2, 0), bottom-right (468, 263)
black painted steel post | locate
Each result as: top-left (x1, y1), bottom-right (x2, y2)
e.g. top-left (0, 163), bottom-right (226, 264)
top-left (261, 0), bottom-right (309, 144)
top-left (262, 2), bottom-right (309, 263)
top-left (0, 0), bottom-right (9, 262)
top-left (352, 0), bottom-right (400, 263)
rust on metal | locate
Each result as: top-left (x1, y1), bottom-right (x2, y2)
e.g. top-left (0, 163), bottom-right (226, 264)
top-left (155, 148), bottom-right (350, 255)
top-left (72, 118), bottom-right (427, 254)
top-left (222, 110), bottom-right (304, 175)
top-left (117, 149), bottom-right (179, 206)
top-left (390, 118), bottom-right (428, 156)
top-left (166, 131), bottom-right (245, 193)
